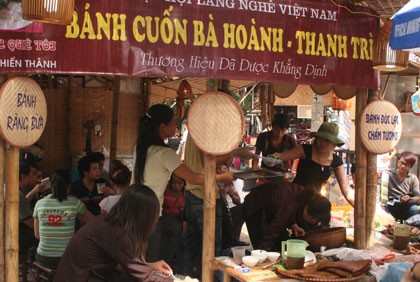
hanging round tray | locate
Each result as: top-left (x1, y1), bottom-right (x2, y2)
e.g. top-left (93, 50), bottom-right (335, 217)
top-left (187, 91), bottom-right (245, 155)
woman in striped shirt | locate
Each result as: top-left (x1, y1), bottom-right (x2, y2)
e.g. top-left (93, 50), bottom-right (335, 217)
top-left (33, 169), bottom-right (93, 268)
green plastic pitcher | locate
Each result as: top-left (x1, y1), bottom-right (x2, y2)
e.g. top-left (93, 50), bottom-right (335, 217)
top-left (281, 239), bottom-right (309, 259)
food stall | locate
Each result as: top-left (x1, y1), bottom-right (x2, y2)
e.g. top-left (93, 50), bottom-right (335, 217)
top-left (0, 0), bottom-right (415, 281)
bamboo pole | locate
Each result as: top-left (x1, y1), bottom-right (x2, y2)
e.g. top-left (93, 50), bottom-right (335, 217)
top-left (110, 77), bottom-right (121, 164)
top-left (366, 152), bottom-right (377, 247)
top-left (354, 88), bottom-right (368, 249)
top-left (366, 90), bottom-right (380, 247)
top-left (260, 84), bottom-right (267, 128)
top-left (201, 79), bottom-right (218, 282)
top-left (5, 145), bottom-right (19, 282)
top-left (67, 76), bottom-right (73, 170)
top-left (267, 84), bottom-right (273, 122)
top-left (0, 139), bottom-right (5, 282)
top-left (202, 154), bottom-right (216, 282)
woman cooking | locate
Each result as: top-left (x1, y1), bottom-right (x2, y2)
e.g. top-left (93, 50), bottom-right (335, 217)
top-left (252, 113), bottom-right (296, 172)
top-left (275, 121), bottom-right (354, 206)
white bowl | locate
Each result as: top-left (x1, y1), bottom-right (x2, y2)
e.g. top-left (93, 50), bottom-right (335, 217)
top-left (242, 255), bottom-right (259, 267)
top-left (304, 250), bottom-right (317, 266)
top-left (267, 252), bottom-right (280, 262)
top-left (251, 250), bottom-right (267, 264)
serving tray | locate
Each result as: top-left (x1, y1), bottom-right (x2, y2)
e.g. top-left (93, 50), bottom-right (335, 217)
top-left (233, 168), bottom-right (285, 180)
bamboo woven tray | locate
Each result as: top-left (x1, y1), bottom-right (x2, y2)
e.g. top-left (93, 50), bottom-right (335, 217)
top-left (276, 269), bottom-right (366, 282)
top-left (188, 91), bottom-right (244, 155)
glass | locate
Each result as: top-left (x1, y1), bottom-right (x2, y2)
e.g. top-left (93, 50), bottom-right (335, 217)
top-left (96, 183), bottom-right (106, 194)
top-left (231, 246), bottom-right (246, 265)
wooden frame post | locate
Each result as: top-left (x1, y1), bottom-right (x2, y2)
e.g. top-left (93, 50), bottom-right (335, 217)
top-left (366, 90), bottom-right (380, 246)
top-left (354, 88), bottom-right (368, 249)
top-left (5, 145), bottom-right (19, 282)
top-left (0, 139), bottom-right (5, 282)
top-left (202, 154), bottom-right (217, 282)
top-left (110, 77), bottom-right (121, 164)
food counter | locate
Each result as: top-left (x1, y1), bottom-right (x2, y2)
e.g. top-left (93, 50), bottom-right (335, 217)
top-left (212, 259), bottom-right (288, 282)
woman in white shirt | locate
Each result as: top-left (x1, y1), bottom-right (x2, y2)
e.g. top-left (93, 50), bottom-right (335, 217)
top-left (132, 104), bottom-right (234, 264)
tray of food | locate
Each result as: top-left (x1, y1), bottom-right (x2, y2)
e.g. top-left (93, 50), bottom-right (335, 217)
top-left (232, 168), bottom-right (286, 180)
top-left (276, 259), bottom-right (371, 282)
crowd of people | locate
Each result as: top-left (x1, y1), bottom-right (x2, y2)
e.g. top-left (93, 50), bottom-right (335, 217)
top-left (17, 104), bottom-right (419, 282)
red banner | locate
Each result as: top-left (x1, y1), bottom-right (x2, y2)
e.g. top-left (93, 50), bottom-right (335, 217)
top-left (0, 0), bottom-right (379, 88)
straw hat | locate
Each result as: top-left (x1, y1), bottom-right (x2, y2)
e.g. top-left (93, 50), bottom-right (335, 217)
top-left (310, 122), bottom-right (344, 146)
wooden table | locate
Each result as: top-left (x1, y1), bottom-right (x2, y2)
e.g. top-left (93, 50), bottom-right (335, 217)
top-left (212, 259), bottom-right (297, 282)
top-left (212, 259), bottom-right (376, 282)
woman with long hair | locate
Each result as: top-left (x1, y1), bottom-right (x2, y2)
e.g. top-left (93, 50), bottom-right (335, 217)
top-left (132, 104), bottom-right (234, 262)
top-left (54, 184), bottom-right (172, 282)
top-left (33, 170), bottom-right (93, 269)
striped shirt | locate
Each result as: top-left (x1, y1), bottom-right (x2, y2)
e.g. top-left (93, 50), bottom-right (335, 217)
top-left (33, 195), bottom-right (86, 257)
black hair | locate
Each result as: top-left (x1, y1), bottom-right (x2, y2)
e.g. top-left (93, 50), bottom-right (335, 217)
top-left (169, 174), bottom-right (186, 191)
top-left (77, 155), bottom-right (99, 179)
top-left (110, 166), bottom-right (131, 187)
top-left (399, 151), bottom-right (417, 168)
top-left (50, 170), bottom-right (71, 202)
top-left (106, 184), bottom-right (160, 259)
top-left (351, 163), bottom-right (356, 174)
top-left (19, 160), bottom-right (39, 180)
top-left (272, 113), bottom-right (290, 128)
top-left (90, 152), bottom-right (105, 162)
top-left (134, 104), bottom-right (173, 184)
top-left (299, 189), bottom-right (331, 226)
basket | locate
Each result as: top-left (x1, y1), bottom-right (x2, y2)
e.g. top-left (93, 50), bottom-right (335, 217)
top-left (22, 0), bottom-right (75, 25)
top-left (302, 227), bottom-right (346, 252)
top-left (372, 19), bottom-right (409, 72)
top-left (405, 91), bottom-right (414, 112)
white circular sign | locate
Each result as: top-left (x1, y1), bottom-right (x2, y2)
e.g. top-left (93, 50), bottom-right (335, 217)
top-left (0, 77), bottom-right (47, 148)
top-left (360, 100), bottom-right (402, 154)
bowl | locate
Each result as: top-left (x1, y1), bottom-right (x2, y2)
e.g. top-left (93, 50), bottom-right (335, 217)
top-left (251, 249), bottom-right (267, 264)
top-left (242, 255), bottom-right (259, 267)
top-left (301, 227), bottom-right (346, 251)
top-left (304, 250), bottom-right (317, 266)
top-left (267, 252), bottom-right (280, 262)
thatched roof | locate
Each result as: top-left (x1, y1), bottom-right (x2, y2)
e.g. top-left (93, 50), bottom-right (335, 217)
top-left (343, 0), bottom-right (410, 18)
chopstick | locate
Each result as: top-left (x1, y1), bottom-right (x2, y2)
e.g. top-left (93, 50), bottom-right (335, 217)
top-left (261, 260), bottom-right (280, 269)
